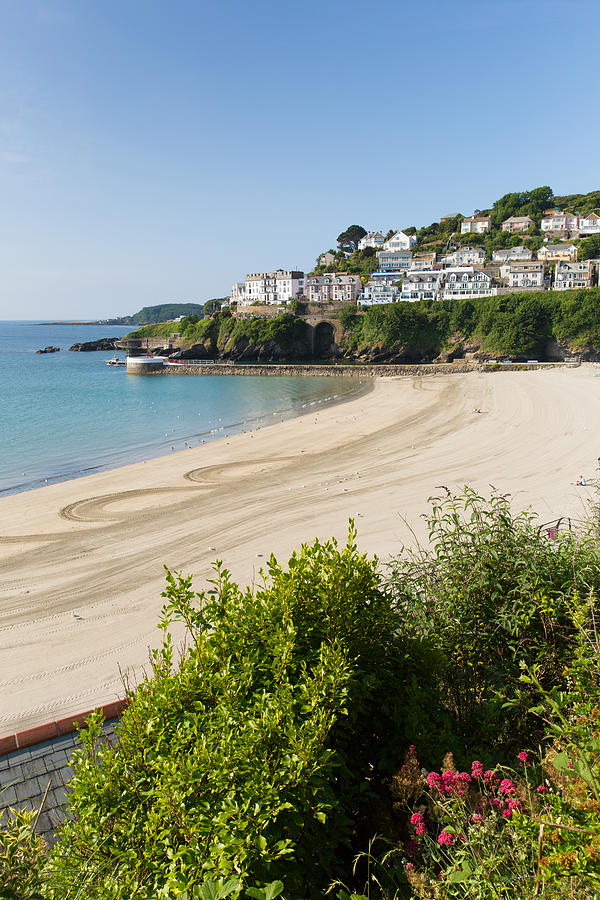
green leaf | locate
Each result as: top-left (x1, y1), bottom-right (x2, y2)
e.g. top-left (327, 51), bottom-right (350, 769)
top-left (264, 881), bottom-right (284, 900)
top-left (552, 751), bottom-right (572, 773)
top-left (447, 861), bottom-right (474, 884)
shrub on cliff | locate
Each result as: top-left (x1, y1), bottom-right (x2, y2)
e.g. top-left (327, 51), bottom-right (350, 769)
top-left (387, 488), bottom-right (600, 759)
top-left (47, 529), bottom-right (441, 899)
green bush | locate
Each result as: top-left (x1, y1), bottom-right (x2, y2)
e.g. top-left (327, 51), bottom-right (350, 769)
top-left (387, 489), bottom-right (600, 758)
top-left (47, 530), bottom-right (440, 899)
top-left (0, 807), bottom-right (47, 899)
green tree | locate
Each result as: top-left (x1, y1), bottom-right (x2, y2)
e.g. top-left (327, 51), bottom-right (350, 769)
top-left (337, 225), bottom-right (367, 254)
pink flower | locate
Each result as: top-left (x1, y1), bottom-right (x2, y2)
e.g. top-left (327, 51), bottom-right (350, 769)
top-left (502, 809), bottom-right (513, 818)
top-left (483, 769), bottom-right (497, 784)
top-left (437, 830), bottom-right (454, 846)
top-left (499, 779), bottom-right (516, 796)
top-left (440, 770), bottom-right (458, 795)
top-left (507, 799), bottom-right (522, 810)
top-left (470, 813), bottom-right (483, 824)
top-left (471, 761), bottom-right (484, 778)
top-left (426, 772), bottom-right (442, 790)
top-left (410, 813), bottom-right (425, 826)
top-left (457, 772), bottom-right (472, 784)
top-left (405, 862), bottom-right (415, 873)
top-left (491, 798), bottom-right (505, 809)
top-left (518, 751), bottom-right (529, 765)
top-left (415, 824), bottom-right (427, 836)
top-left (536, 785), bottom-right (547, 794)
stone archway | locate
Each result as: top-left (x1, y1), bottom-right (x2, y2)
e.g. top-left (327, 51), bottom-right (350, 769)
top-left (313, 321), bottom-right (336, 358)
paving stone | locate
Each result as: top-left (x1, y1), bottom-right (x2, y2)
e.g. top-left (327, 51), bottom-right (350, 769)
top-left (0, 785), bottom-right (17, 806)
top-left (15, 780), bottom-right (39, 801)
top-left (21, 760), bottom-right (46, 779)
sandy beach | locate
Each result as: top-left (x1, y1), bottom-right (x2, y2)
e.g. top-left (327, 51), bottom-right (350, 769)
top-left (1, 366), bottom-right (599, 735)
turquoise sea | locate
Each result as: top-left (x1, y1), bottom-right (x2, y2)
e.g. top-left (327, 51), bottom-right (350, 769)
top-left (0, 321), bottom-right (365, 496)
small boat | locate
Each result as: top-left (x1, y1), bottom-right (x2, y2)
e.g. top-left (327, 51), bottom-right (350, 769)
top-left (106, 356), bottom-right (126, 366)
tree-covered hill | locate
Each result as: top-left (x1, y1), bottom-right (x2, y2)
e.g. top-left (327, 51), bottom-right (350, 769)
top-left (106, 302), bottom-right (207, 325)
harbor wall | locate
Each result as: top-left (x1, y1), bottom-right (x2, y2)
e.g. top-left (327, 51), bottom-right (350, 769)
top-left (138, 361), bottom-right (577, 377)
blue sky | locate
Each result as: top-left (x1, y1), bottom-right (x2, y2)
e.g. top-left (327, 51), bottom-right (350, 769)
top-left (1, 0), bottom-right (599, 319)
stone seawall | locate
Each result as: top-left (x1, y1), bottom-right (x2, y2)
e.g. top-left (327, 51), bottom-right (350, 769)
top-left (150, 362), bottom-right (576, 377)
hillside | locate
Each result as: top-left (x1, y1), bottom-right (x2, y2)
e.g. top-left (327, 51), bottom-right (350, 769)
top-left (125, 288), bottom-right (600, 363)
top-left (315, 187), bottom-right (600, 267)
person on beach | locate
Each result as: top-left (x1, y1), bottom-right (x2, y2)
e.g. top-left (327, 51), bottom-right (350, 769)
top-left (575, 475), bottom-right (587, 486)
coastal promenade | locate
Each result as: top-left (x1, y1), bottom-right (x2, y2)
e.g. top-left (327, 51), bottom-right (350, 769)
top-left (0, 367), bottom-right (598, 738)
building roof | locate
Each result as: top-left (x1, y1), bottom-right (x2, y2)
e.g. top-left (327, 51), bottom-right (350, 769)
top-left (540, 244), bottom-right (576, 252)
top-left (503, 215), bottom-right (534, 224)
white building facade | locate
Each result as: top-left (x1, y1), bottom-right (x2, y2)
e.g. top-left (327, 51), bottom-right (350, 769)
top-left (358, 231), bottom-right (385, 250)
top-left (461, 215), bottom-right (491, 234)
top-left (500, 261), bottom-right (547, 290)
top-left (541, 212), bottom-right (579, 233)
top-left (442, 268), bottom-right (498, 300)
top-left (231, 282), bottom-right (247, 305)
top-left (553, 261), bottom-right (596, 290)
top-left (361, 273), bottom-right (404, 305)
top-left (400, 271), bottom-right (444, 302)
top-left (383, 230), bottom-right (417, 251)
top-left (578, 213), bottom-right (600, 235)
top-left (241, 270), bottom-right (305, 306)
top-left (492, 246), bottom-right (533, 263)
top-left (442, 247), bottom-right (486, 266)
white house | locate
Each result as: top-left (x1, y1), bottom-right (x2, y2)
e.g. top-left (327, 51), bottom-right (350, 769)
top-left (553, 261), bottom-right (596, 290)
top-left (383, 230), bottom-right (417, 251)
top-left (578, 213), bottom-right (600, 235)
top-left (242, 270), bottom-right (305, 306)
top-left (358, 231), bottom-right (385, 251)
top-left (501, 215), bottom-right (534, 233)
top-left (361, 273), bottom-right (404, 305)
top-left (461, 215), bottom-right (491, 234)
top-left (442, 268), bottom-right (498, 299)
top-left (492, 246), bottom-right (533, 262)
top-left (541, 212), bottom-right (579, 233)
top-left (306, 273), bottom-right (362, 304)
top-left (231, 282), bottom-right (247, 305)
top-left (400, 271), bottom-right (444, 302)
top-left (538, 244), bottom-right (578, 262)
top-left (500, 261), bottom-right (547, 290)
top-left (442, 247), bottom-right (486, 266)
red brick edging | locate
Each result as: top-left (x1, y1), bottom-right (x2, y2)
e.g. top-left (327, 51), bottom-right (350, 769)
top-left (0, 699), bottom-right (129, 756)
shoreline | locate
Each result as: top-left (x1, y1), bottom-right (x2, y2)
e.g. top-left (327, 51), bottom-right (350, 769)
top-left (1, 367), bottom-right (598, 735)
top-left (0, 375), bottom-right (372, 499)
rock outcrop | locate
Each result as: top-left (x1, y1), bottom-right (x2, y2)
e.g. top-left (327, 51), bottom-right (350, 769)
top-left (36, 346), bottom-right (60, 354)
top-left (68, 338), bottom-right (119, 351)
